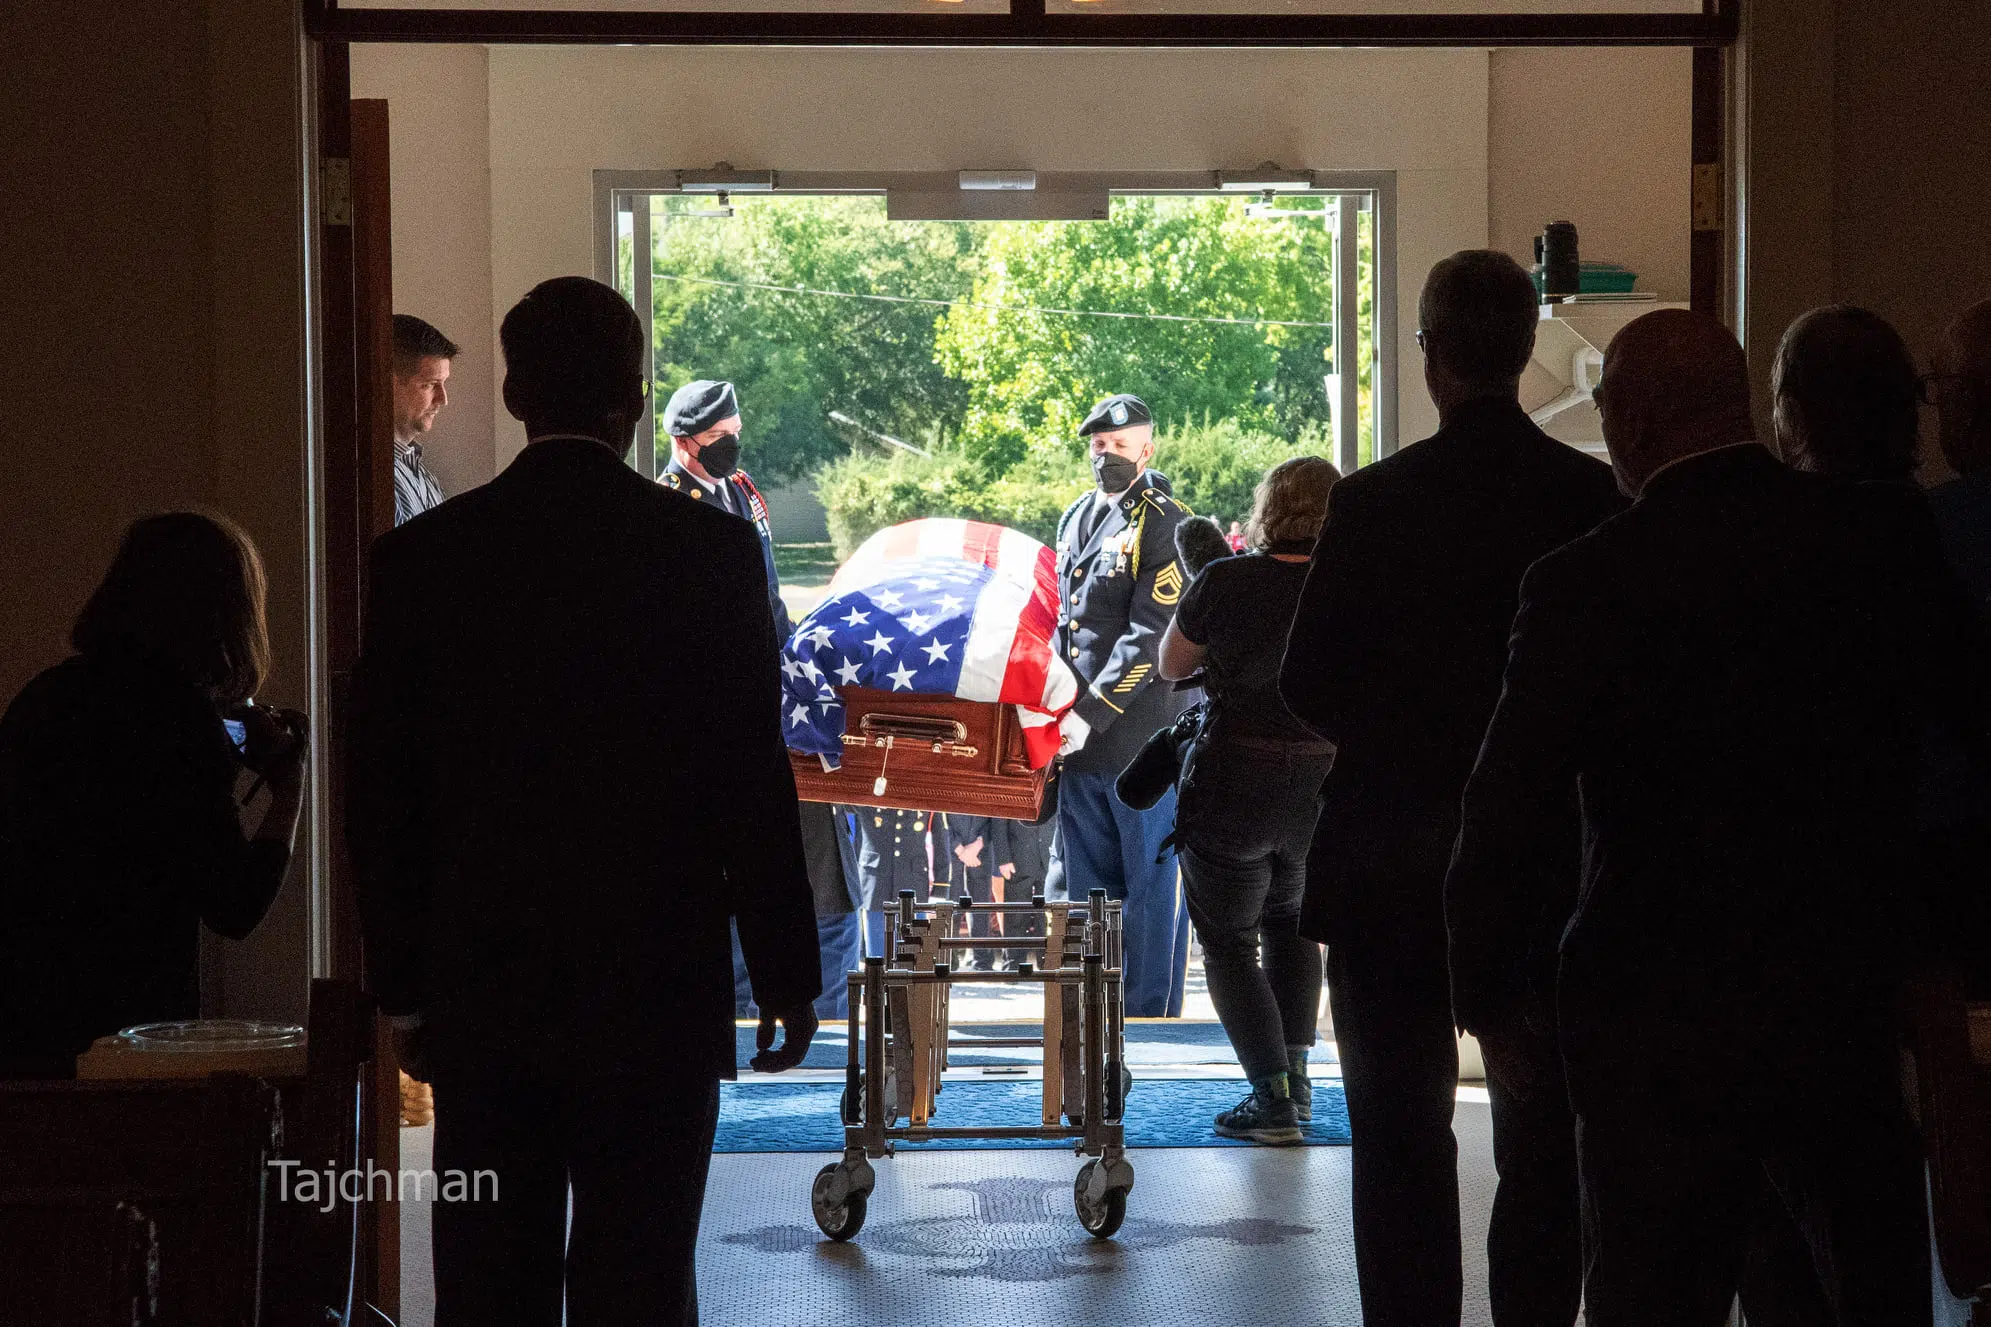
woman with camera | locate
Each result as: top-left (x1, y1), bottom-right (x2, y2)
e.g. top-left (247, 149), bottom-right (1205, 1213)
top-left (1158, 457), bottom-right (1340, 1144)
top-left (0, 512), bottom-right (306, 1078)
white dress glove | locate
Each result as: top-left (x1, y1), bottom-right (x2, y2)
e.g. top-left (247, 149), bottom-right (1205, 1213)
top-left (1058, 710), bottom-right (1092, 757)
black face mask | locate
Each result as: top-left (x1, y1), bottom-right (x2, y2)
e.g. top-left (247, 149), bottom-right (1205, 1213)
top-left (1092, 451), bottom-right (1139, 494)
top-left (698, 435), bottom-right (742, 479)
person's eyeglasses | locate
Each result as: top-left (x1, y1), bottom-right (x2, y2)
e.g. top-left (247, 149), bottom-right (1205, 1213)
top-left (1919, 372), bottom-right (1967, 406)
top-left (1415, 329), bottom-right (1429, 353)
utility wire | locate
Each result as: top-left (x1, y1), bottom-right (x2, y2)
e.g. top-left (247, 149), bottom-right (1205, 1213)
top-left (651, 271), bottom-right (1334, 330)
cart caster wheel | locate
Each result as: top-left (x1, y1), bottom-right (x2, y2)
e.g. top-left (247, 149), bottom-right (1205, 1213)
top-left (813, 1164), bottom-right (869, 1241)
top-left (1073, 1160), bottom-right (1128, 1239)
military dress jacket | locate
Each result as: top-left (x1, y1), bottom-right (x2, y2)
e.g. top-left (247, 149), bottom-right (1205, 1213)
top-left (1055, 470), bottom-right (1195, 777)
top-left (661, 459), bottom-right (791, 640)
top-left (854, 807), bottom-right (938, 908)
top-left (942, 815), bottom-right (1056, 896)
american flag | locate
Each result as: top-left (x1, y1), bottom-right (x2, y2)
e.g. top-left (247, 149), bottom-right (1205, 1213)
top-left (781, 519), bottom-right (1079, 769)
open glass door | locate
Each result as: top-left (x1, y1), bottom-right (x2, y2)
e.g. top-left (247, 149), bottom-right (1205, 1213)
top-left (605, 170), bottom-right (1389, 503)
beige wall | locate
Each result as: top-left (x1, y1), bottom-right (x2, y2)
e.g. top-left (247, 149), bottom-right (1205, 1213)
top-left (1488, 47), bottom-right (1692, 301)
top-left (0, 0), bottom-right (314, 1023)
top-left (1830, 2), bottom-right (1991, 371)
top-left (1734, 0), bottom-right (1837, 443)
top-left (1737, 0), bottom-right (1991, 470)
top-left (352, 45), bottom-right (499, 497)
top-left (352, 43), bottom-right (1694, 461)
top-left (3, 5), bottom-right (217, 704)
top-left (483, 44), bottom-right (1493, 451)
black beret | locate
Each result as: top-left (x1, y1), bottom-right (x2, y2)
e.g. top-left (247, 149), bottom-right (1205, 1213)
top-left (1078, 393), bottom-right (1152, 437)
top-left (662, 379), bottom-right (739, 437)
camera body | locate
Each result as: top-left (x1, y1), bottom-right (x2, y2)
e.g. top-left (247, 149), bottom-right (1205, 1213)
top-left (223, 699), bottom-right (309, 776)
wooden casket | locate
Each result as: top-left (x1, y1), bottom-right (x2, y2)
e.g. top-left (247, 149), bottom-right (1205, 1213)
top-left (789, 686), bottom-right (1049, 820)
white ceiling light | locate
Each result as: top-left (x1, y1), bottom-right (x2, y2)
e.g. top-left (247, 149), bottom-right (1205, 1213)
top-left (958, 170), bottom-right (1038, 192)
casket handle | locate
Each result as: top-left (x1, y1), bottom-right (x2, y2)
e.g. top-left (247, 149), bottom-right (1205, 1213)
top-left (845, 718), bottom-right (979, 798)
top-left (854, 713), bottom-right (973, 750)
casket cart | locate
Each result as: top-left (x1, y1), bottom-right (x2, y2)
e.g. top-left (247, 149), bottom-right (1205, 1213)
top-left (808, 886), bottom-right (1135, 1241)
top-left (784, 520), bottom-right (1133, 1240)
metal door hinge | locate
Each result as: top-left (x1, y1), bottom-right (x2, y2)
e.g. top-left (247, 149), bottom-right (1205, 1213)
top-left (1692, 162), bottom-right (1723, 232)
top-left (321, 157), bottom-right (352, 227)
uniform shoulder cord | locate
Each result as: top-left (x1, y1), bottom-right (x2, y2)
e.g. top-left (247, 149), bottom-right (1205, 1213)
top-left (1128, 489), bottom-right (1192, 582)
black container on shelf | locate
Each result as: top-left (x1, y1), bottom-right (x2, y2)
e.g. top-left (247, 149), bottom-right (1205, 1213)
top-left (1541, 221), bottom-right (1580, 299)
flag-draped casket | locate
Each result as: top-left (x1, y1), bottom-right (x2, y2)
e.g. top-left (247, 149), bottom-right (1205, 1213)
top-left (781, 519), bottom-right (1079, 817)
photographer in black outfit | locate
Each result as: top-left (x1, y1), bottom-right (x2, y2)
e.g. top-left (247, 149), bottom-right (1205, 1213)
top-left (0, 512), bottom-right (306, 1079)
top-left (1158, 457), bottom-right (1340, 1144)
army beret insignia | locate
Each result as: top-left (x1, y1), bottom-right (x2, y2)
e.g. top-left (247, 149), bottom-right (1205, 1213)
top-left (1078, 393), bottom-right (1153, 437)
top-left (662, 379), bottom-right (739, 437)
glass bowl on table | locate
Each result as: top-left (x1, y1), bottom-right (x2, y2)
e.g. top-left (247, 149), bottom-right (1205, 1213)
top-left (75, 1019), bottom-right (307, 1080)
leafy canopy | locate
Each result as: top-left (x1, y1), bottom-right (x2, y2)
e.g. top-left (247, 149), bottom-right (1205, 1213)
top-left (649, 197), bottom-right (979, 482)
top-left (636, 194), bottom-right (1364, 546)
top-left (932, 196), bottom-right (1338, 474)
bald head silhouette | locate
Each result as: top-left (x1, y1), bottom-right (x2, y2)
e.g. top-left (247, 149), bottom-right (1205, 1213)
top-left (1935, 298), bottom-right (1991, 476)
top-left (1597, 309), bottom-right (1756, 497)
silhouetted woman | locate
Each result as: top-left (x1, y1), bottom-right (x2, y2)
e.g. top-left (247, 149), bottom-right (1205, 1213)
top-left (0, 513), bottom-right (306, 1077)
top-left (1773, 303), bottom-right (1921, 484)
top-left (1158, 456), bottom-right (1340, 1144)
top-left (1746, 305), bottom-right (1924, 1325)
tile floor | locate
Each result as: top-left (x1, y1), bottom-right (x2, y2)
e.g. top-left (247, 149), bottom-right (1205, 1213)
top-left (395, 1084), bottom-right (1506, 1327)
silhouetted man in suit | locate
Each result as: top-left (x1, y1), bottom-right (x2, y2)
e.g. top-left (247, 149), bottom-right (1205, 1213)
top-left (348, 277), bottom-right (821, 1327)
top-left (1279, 250), bottom-right (1622, 1326)
top-left (1448, 309), bottom-right (1989, 1325)
top-left (1926, 300), bottom-right (1991, 994)
top-left (1929, 299), bottom-right (1991, 610)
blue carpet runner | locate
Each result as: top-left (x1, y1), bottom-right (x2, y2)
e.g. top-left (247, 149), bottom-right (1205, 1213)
top-left (734, 1020), bottom-right (1338, 1070)
top-left (716, 1077), bottom-right (1350, 1152)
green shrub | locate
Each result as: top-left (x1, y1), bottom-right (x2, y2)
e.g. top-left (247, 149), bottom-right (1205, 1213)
top-left (815, 417), bottom-right (1332, 559)
top-left (1152, 416), bottom-right (1332, 526)
top-left (816, 450), bottom-right (1092, 555)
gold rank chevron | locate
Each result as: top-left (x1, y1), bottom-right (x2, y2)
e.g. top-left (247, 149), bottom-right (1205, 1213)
top-left (1113, 662), bottom-right (1152, 694)
top-left (1151, 560), bottom-right (1184, 606)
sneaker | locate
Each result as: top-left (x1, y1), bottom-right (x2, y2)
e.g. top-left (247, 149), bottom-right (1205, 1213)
top-left (1213, 1081), bottom-right (1303, 1146)
top-left (1287, 1047), bottom-right (1314, 1122)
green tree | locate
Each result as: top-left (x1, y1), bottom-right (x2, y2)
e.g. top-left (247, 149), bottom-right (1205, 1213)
top-left (931, 196), bottom-right (1339, 475)
top-left (648, 198), bottom-right (980, 481)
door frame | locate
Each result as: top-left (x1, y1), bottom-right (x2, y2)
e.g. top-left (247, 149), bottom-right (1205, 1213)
top-left (304, 0), bottom-right (1737, 48)
top-left (596, 168), bottom-right (1399, 466)
top-left (304, 3), bottom-right (1740, 1309)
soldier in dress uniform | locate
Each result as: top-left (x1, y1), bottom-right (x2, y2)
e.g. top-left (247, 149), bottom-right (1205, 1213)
top-left (854, 807), bottom-right (940, 956)
top-left (942, 814), bottom-right (1005, 971)
top-left (1049, 393), bottom-right (1195, 1017)
top-left (997, 814), bottom-right (1057, 967)
top-left (660, 379), bottom-right (861, 1019)
top-left (659, 380), bottom-right (791, 639)
top-left (943, 814), bottom-right (1059, 970)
